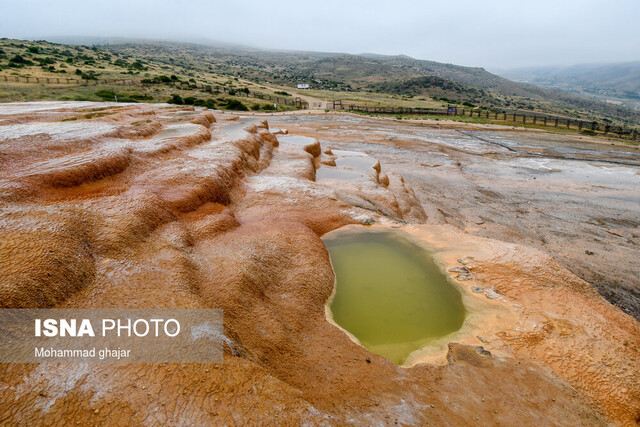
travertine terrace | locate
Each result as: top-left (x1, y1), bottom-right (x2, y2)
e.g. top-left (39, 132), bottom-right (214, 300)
top-left (0, 102), bottom-right (638, 425)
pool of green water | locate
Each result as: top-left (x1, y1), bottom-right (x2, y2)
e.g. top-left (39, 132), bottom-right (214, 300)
top-left (324, 229), bottom-right (466, 365)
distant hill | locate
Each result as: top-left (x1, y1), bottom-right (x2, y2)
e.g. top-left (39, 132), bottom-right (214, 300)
top-left (497, 62), bottom-right (640, 111)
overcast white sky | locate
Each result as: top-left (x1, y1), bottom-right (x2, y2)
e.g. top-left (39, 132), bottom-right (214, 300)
top-left (1, 0), bottom-right (639, 69)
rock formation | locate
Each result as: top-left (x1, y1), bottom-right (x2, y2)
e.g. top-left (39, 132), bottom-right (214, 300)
top-left (0, 102), bottom-right (637, 425)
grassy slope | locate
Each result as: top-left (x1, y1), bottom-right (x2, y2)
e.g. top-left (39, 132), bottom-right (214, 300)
top-left (0, 39), bottom-right (296, 112)
top-left (1, 38), bottom-right (639, 128)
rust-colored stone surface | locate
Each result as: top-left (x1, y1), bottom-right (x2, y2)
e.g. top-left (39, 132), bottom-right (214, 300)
top-left (0, 103), bottom-right (637, 425)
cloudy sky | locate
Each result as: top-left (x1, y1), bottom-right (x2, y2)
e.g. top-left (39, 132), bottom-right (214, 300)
top-left (1, 0), bottom-right (639, 69)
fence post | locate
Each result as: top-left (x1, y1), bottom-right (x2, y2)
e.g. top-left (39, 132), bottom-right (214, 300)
top-left (554, 118), bottom-right (558, 127)
top-left (604, 125), bottom-right (609, 135)
top-left (632, 130), bottom-right (638, 140)
top-left (533, 116), bottom-right (537, 125)
top-left (544, 117), bottom-right (547, 126)
top-left (578, 121), bottom-right (583, 130)
top-left (513, 113), bottom-right (517, 121)
top-left (567, 120), bottom-right (571, 129)
top-left (523, 115), bottom-right (526, 123)
top-left (592, 122), bottom-right (597, 131)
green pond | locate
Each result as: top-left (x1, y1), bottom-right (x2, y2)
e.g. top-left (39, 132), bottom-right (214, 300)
top-left (324, 230), bottom-right (466, 365)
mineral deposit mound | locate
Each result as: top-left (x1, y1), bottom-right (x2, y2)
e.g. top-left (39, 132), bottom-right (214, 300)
top-left (0, 102), bottom-right (638, 425)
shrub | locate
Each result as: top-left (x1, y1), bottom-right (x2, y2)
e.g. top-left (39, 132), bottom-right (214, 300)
top-left (184, 96), bottom-right (196, 105)
top-left (274, 91), bottom-right (290, 96)
top-left (37, 57), bottom-right (55, 65)
top-left (131, 60), bottom-right (146, 70)
top-left (26, 46), bottom-right (41, 54)
top-left (9, 55), bottom-right (33, 66)
top-left (250, 103), bottom-right (274, 111)
top-left (142, 75), bottom-right (172, 84)
top-left (225, 99), bottom-right (248, 111)
top-left (78, 70), bottom-right (98, 80)
top-left (169, 94), bottom-right (184, 105)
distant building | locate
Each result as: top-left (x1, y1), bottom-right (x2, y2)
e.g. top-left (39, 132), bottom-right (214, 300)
top-left (297, 84), bottom-right (310, 89)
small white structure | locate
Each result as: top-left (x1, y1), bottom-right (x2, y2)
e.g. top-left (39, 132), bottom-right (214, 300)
top-left (297, 84), bottom-right (310, 89)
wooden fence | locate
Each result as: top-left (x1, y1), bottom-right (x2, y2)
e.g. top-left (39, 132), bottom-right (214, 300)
top-left (332, 101), bottom-right (639, 141)
top-left (1, 75), bottom-right (138, 85)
